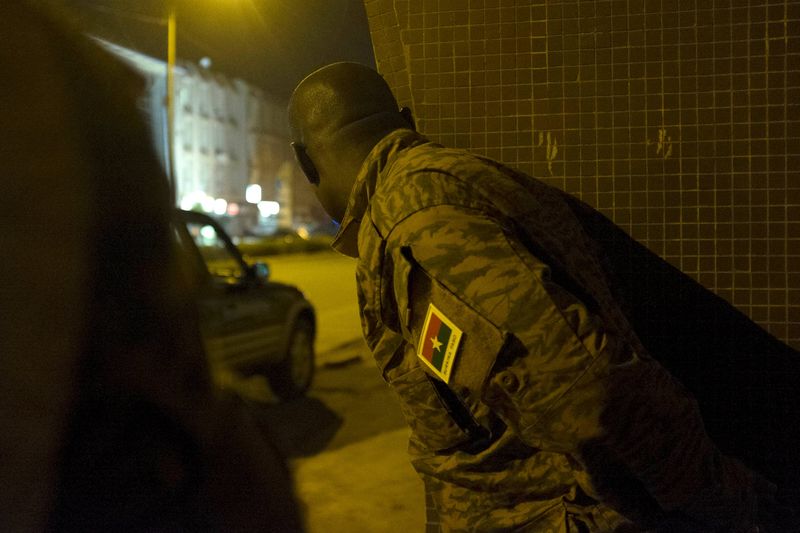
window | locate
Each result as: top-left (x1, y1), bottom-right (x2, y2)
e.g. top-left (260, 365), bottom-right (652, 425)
top-left (185, 221), bottom-right (244, 281)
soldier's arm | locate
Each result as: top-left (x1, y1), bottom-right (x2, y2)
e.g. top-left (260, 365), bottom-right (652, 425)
top-left (390, 203), bottom-right (769, 531)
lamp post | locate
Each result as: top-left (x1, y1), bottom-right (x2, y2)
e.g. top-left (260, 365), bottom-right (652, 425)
top-left (166, 3), bottom-right (177, 202)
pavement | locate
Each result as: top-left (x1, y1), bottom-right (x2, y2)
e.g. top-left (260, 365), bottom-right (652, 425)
top-left (253, 251), bottom-right (426, 531)
top-left (221, 322), bottom-right (423, 530)
top-left (291, 342), bottom-right (425, 533)
top-left (292, 427), bottom-right (424, 532)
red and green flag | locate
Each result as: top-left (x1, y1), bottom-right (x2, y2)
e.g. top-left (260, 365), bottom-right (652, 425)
top-left (417, 303), bottom-right (462, 382)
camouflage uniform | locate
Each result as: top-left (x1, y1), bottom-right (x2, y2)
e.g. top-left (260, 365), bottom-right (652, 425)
top-left (332, 129), bottom-right (771, 532)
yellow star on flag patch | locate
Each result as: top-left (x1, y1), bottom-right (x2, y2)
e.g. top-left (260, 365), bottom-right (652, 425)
top-left (416, 303), bottom-right (463, 382)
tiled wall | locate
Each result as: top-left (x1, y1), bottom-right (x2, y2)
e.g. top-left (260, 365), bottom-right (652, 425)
top-left (363, 0), bottom-right (799, 349)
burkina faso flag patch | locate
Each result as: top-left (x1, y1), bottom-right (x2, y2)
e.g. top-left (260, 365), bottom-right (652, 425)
top-left (417, 303), bottom-right (463, 382)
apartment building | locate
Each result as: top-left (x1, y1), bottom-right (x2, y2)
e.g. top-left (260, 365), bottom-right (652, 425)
top-left (97, 39), bottom-right (320, 236)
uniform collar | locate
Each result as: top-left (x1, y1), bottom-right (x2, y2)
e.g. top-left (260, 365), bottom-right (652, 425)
top-left (331, 128), bottom-right (427, 258)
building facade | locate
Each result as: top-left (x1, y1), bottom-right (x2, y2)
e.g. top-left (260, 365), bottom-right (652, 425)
top-left (97, 39), bottom-right (319, 236)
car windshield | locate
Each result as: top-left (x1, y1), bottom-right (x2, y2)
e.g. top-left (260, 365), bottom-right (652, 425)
top-left (185, 221), bottom-right (245, 281)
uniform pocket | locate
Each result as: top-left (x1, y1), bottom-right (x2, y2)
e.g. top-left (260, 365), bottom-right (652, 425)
top-left (389, 366), bottom-right (473, 453)
top-left (390, 246), bottom-right (414, 338)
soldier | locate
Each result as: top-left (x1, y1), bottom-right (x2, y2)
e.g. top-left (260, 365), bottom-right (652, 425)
top-left (288, 62), bottom-right (798, 531)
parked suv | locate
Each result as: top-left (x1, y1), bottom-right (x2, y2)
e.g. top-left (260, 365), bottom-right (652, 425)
top-left (173, 209), bottom-right (315, 399)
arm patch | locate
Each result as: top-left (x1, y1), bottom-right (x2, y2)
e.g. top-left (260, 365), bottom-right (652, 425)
top-left (395, 246), bottom-right (524, 398)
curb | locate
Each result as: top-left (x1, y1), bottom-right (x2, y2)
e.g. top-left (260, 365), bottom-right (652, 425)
top-left (317, 337), bottom-right (368, 368)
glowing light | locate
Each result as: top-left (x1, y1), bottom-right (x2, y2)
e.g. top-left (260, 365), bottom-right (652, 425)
top-left (200, 195), bottom-right (216, 213)
top-left (246, 184), bottom-right (262, 204)
top-left (213, 198), bottom-right (228, 215)
top-left (180, 190), bottom-right (208, 211)
top-left (296, 226), bottom-right (310, 240)
top-left (257, 200), bottom-right (280, 217)
top-left (200, 225), bottom-right (216, 240)
top-left (227, 202), bottom-right (240, 216)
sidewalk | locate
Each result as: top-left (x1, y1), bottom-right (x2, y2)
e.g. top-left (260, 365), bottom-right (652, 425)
top-left (317, 336), bottom-right (369, 367)
top-left (286, 341), bottom-right (425, 532)
top-left (294, 338), bottom-right (425, 532)
top-left (291, 428), bottom-right (424, 532)
top-left (229, 249), bottom-right (427, 530)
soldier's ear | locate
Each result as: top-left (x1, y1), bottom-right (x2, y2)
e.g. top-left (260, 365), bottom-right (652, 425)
top-left (290, 142), bottom-right (320, 186)
top-left (400, 107), bottom-right (416, 131)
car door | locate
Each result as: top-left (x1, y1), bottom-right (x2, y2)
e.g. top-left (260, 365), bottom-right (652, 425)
top-left (176, 212), bottom-right (285, 372)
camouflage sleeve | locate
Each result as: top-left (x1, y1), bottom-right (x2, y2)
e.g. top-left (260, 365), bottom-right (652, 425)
top-left (390, 203), bottom-right (767, 530)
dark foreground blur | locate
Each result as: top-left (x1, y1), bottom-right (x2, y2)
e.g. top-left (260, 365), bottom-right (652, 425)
top-left (1, 4), bottom-right (302, 530)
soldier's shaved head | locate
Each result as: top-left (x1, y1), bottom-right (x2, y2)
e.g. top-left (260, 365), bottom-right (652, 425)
top-left (288, 62), bottom-right (401, 142)
top-left (288, 62), bottom-right (413, 221)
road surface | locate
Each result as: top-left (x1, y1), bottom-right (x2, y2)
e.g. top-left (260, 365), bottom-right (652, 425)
top-left (229, 250), bottom-right (426, 532)
top-left (258, 250), bottom-right (366, 363)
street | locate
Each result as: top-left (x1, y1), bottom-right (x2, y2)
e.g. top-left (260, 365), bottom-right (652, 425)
top-left (230, 250), bottom-right (426, 531)
top-left (253, 249), bottom-right (364, 363)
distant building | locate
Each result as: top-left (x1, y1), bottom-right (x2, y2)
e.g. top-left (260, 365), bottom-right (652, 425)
top-left (96, 38), bottom-right (321, 236)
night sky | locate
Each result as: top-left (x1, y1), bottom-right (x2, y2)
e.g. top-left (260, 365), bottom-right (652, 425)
top-left (60, 0), bottom-right (376, 101)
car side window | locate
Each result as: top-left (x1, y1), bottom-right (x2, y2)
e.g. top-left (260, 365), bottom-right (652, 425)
top-left (185, 221), bottom-right (245, 282)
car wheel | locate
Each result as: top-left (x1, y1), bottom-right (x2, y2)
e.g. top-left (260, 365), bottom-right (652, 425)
top-left (266, 317), bottom-right (315, 400)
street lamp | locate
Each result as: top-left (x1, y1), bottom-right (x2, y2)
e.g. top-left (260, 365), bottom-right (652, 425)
top-left (166, 3), bottom-right (177, 201)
